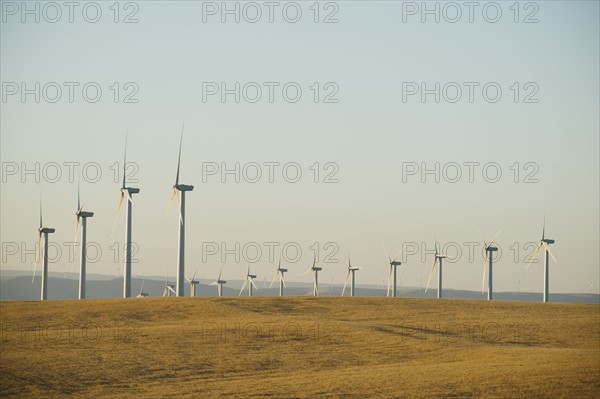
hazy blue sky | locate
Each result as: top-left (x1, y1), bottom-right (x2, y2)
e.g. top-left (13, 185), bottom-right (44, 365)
top-left (1, 1), bottom-right (598, 294)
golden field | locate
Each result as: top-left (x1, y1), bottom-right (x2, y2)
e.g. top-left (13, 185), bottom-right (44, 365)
top-left (1, 297), bottom-right (599, 398)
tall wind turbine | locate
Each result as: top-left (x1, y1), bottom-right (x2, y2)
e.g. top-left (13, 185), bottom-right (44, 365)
top-left (269, 255), bottom-right (287, 297)
top-left (383, 245), bottom-right (403, 297)
top-left (113, 134), bottom-right (140, 298)
top-left (479, 228), bottom-right (501, 301)
top-left (425, 241), bottom-right (447, 299)
top-left (167, 122), bottom-right (194, 297)
top-left (239, 264), bottom-right (257, 296)
top-left (74, 182), bottom-right (94, 300)
top-left (342, 253), bottom-right (361, 297)
top-left (186, 271), bottom-right (199, 297)
top-left (303, 254), bottom-right (322, 296)
top-left (210, 267), bottom-right (227, 297)
top-left (526, 217), bottom-right (557, 303)
top-left (33, 196), bottom-right (55, 301)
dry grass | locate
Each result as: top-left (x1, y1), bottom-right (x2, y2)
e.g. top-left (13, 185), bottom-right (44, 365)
top-left (1, 297), bottom-right (599, 398)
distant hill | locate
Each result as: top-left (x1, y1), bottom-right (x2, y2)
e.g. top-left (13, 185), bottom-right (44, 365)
top-left (1, 270), bottom-right (598, 303)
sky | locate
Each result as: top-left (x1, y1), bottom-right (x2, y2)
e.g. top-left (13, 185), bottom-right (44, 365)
top-left (1, 0), bottom-right (599, 294)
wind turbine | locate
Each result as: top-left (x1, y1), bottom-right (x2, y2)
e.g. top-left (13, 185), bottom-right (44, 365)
top-left (167, 122), bottom-right (194, 297)
top-left (383, 244), bottom-right (403, 297)
top-left (526, 217), bottom-right (557, 303)
top-left (33, 196), bottom-right (55, 301)
top-left (136, 279), bottom-right (148, 297)
top-left (342, 253), bottom-right (361, 297)
top-left (186, 271), bottom-right (199, 297)
top-left (425, 240), bottom-right (447, 298)
top-left (303, 254), bottom-right (322, 296)
top-left (74, 181), bottom-right (94, 300)
top-left (113, 134), bottom-right (140, 298)
top-left (269, 255), bottom-right (287, 297)
top-left (210, 267), bottom-right (227, 297)
top-left (479, 228), bottom-right (501, 301)
top-left (239, 264), bottom-right (257, 296)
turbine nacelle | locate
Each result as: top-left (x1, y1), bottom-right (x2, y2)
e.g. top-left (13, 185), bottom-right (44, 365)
top-left (122, 187), bottom-right (140, 194)
top-left (77, 211), bottom-right (94, 218)
top-left (312, 267), bottom-right (322, 272)
top-left (174, 184), bottom-right (194, 191)
top-left (390, 261), bottom-right (402, 266)
top-left (278, 268), bottom-right (288, 273)
top-left (39, 227), bottom-right (56, 234)
top-left (486, 246), bottom-right (498, 252)
top-left (542, 238), bottom-right (555, 244)
top-left (247, 274), bottom-right (257, 279)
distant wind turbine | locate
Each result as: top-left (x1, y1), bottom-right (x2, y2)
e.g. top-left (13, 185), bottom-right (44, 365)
top-left (33, 195), bottom-right (55, 301)
top-left (74, 181), bottom-right (94, 300)
top-left (167, 121), bottom-right (194, 297)
top-left (303, 254), bottom-right (322, 296)
top-left (186, 271), bottom-right (199, 297)
top-left (210, 266), bottom-right (227, 297)
top-left (239, 264), bottom-right (257, 296)
top-left (383, 244), bottom-right (403, 297)
top-left (136, 279), bottom-right (148, 297)
top-left (479, 228), bottom-right (502, 301)
top-left (425, 240), bottom-right (447, 299)
top-left (526, 216), bottom-right (557, 303)
top-left (269, 254), bottom-right (287, 297)
top-left (113, 133), bottom-right (140, 298)
top-left (342, 252), bottom-right (361, 297)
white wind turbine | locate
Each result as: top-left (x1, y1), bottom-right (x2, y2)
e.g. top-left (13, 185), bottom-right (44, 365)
top-left (33, 196), bottom-right (55, 301)
top-left (479, 228), bottom-right (502, 301)
top-left (526, 217), bottom-right (557, 303)
top-left (383, 244), bottom-right (403, 297)
top-left (136, 279), bottom-right (148, 297)
top-left (210, 267), bottom-right (227, 297)
top-left (269, 255), bottom-right (287, 297)
top-left (239, 264), bottom-right (258, 296)
top-left (74, 181), bottom-right (94, 300)
top-left (303, 254), bottom-right (322, 296)
top-left (425, 240), bottom-right (447, 299)
top-left (342, 253), bottom-right (361, 297)
top-left (112, 134), bottom-right (140, 298)
top-left (167, 122), bottom-right (194, 297)
top-left (186, 271), bottom-right (199, 297)
top-left (162, 276), bottom-right (176, 297)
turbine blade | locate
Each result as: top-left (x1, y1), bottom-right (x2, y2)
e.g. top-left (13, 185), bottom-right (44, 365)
top-left (543, 242), bottom-right (558, 263)
top-left (74, 216), bottom-right (81, 243)
top-left (177, 191), bottom-right (183, 225)
top-left (488, 229), bottom-right (502, 246)
top-left (542, 213), bottom-right (546, 240)
top-left (269, 271), bottom-right (278, 288)
top-left (477, 225), bottom-right (486, 248)
top-left (111, 192), bottom-right (125, 237)
top-left (382, 243), bottom-right (391, 262)
top-left (239, 280), bottom-right (247, 296)
top-left (525, 243), bottom-right (543, 270)
top-left (250, 279), bottom-right (257, 289)
top-left (166, 188), bottom-right (177, 216)
top-left (392, 247), bottom-right (404, 263)
top-left (386, 264), bottom-right (392, 297)
top-left (191, 271), bottom-right (197, 282)
top-left (123, 132), bottom-right (128, 189)
top-left (425, 258), bottom-right (437, 293)
top-left (281, 274), bottom-right (287, 287)
top-left (342, 270), bottom-right (351, 296)
top-left (175, 120), bottom-right (184, 186)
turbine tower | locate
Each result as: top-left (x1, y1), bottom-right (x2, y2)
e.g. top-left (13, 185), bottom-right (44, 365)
top-left (527, 217), bottom-right (557, 303)
top-left (113, 134), bottom-right (140, 298)
top-left (383, 245), bottom-right (403, 297)
top-left (167, 122), bottom-right (194, 297)
top-left (33, 197), bottom-right (55, 301)
top-left (479, 228), bottom-right (501, 301)
top-left (239, 264), bottom-right (257, 296)
top-left (74, 182), bottom-right (94, 300)
top-left (210, 267), bottom-right (227, 297)
top-left (304, 254), bottom-right (322, 296)
top-left (425, 241), bottom-right (447, 299)
top-left (186, 271), bottom-right (199, 297)
top-left (269, 255), bottom-right (287, 296)
top-left (342, 253), bottom-right (361, 297)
